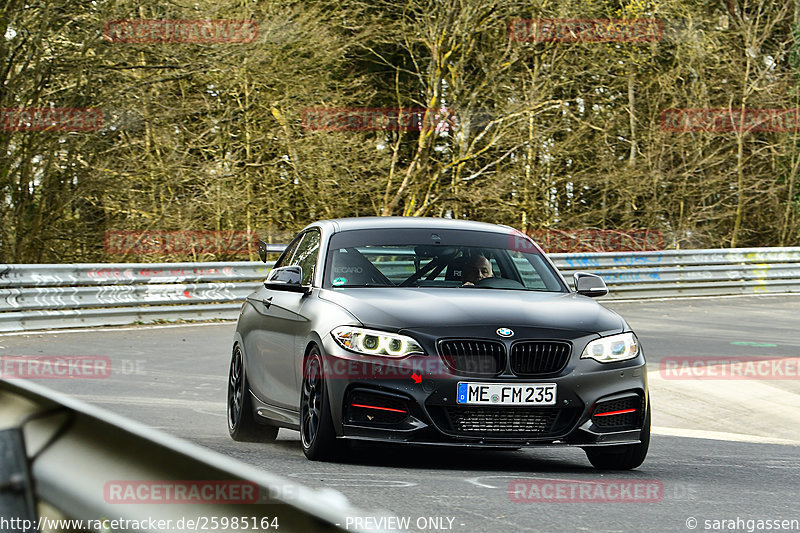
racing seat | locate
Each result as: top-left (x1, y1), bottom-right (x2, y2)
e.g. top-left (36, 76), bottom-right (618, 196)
top-left (444, 256), bottom-right (467, 283)
top-left (330, 249), bottom-right (373, 285)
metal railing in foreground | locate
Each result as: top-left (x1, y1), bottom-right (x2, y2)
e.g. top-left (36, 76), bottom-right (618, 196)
top-left (0, 378), bottom-right (383, 533)
top-left (1, 247), bottom-right (799, 332)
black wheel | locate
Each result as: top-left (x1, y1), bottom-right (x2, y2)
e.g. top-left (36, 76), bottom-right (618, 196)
top-left (227, 343), bottom-right (278, 442)
top-left (584, 404), bottom-right (650, 470)
top-left (300, 346), bottom-right (345, 461)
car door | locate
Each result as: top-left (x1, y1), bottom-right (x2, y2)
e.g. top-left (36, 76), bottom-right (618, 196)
top-left (244, 230), bottom-right (320, 410)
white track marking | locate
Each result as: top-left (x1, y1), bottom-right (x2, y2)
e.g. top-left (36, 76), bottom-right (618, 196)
top-left (648, 365), bottom-right (800, 445)
top-left (652, 427), bottom-right (800, 446)
top-left (68, 394), bottom-right (221, 410)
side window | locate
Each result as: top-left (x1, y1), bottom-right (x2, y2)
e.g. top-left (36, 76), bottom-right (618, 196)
top-left (273, 235), bottom-right (302, 270)
top-left (289, 230), bottom-right (321, 285)
top-left (510, 251), bottom-right (547, 289)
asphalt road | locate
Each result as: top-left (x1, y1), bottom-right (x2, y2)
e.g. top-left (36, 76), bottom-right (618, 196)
top-left (1, 294), bottom-right (799, 533)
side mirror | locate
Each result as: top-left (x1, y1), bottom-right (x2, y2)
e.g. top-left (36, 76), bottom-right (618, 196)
top-left (265, 266), bottom-right (309, 294)
top-left (573, 272), bottom-right (608, 298)
top-left (258, 240), bottom-right (268, 263)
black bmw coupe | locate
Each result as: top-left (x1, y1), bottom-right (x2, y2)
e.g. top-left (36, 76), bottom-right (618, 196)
top-left (227, 217), bottom-right (650, 469)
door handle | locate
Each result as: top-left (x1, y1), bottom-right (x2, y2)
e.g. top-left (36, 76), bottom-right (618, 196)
top-left (262, 296), bottom-right (273, 309)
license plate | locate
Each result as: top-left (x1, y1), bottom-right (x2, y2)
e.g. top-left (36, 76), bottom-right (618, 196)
top-left (456, 382), bottom-right (557, 406)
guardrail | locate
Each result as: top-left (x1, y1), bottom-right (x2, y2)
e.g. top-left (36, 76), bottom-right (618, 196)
top-left (1, 247), bottom-right (799, 332)
top-left (0, 262), bottom-right (268, 331)
top-left (0, 378), bottom-right (381, 532)
top-left (553, 247), bottom-right (800, 298)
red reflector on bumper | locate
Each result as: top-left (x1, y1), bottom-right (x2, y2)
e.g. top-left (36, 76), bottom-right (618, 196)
top-left (594, 408), bottom-right (637, 417)
top-left (351, 403), bottom-right (407, 414)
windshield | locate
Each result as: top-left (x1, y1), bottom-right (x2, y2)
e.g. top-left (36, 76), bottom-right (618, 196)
top-left (323, 228), bottom-right (567, 292)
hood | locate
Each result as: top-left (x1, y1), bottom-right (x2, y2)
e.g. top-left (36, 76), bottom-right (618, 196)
top-left (318, 288), bottom-right (625, 335)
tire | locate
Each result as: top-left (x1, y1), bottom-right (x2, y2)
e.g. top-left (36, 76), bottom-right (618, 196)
top-left (300, 346), bottom-right (345, 461)
top-left (584, 404), bottom-right (650, 470)
top-left (227, 343), bottom-right (279, 442)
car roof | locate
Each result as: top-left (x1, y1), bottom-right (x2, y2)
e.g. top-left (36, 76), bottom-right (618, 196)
top-left (305, 216), bottom-right (515, 234)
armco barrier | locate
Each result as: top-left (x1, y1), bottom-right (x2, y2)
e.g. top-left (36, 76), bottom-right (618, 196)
top-left (0, 262), bottom-right (268, 331)
top-left (1, 248), bottom-right (799, 332)
top-left (553, 247), bottom-right (800, 298)
top-left (0, 378), bottom-right (382, 532)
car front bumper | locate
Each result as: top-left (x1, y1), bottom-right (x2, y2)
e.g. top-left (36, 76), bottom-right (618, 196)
top-left (319, 331), bottom-right (648, 448)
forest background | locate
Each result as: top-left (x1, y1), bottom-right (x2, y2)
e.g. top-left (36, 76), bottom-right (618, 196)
top-left (3, 0), bottom-right (800, 263)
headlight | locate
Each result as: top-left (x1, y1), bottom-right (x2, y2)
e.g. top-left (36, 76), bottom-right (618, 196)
top-left (581, 332), bottom-right (639, 363)
top-left (331, 326), bottom-right (424, 357)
